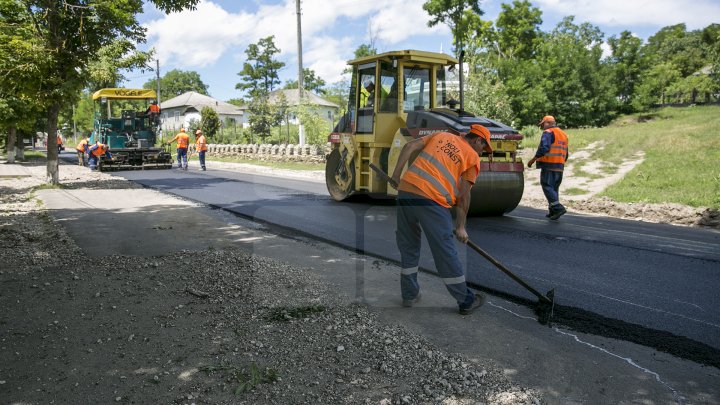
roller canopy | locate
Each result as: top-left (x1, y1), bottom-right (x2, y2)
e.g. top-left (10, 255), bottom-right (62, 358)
top-left (92, 88), bottom-right (157, 100)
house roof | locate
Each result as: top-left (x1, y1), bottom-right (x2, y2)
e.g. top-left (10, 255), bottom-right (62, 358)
top-left (160, 91), bottom-right (243, 115)
top-left (267, 89), bottom-right (340, 109)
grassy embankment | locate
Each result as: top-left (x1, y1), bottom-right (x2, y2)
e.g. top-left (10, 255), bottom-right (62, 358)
top-left (523, 105), bottom-right (720, 208)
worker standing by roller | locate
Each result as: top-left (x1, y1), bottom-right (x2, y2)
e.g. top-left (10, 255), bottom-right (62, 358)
top-left (527, 115), bottom-right (569, 220)
top-left (389, 124), bottom-right (492, 315)
top-left (195, 129), bottom-right (207, 171)
top-left (75, 136), bottom-right (89, 166)
top-left (167, 128), bottom-right (190, 170)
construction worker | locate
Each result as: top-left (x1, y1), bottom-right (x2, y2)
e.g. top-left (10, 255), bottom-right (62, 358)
top-left (145, 100), bottom-right (160, 125)
top-left (389, 124), bottom-right (493, 315)
top-left (56, 133), bottom-right (63, 153)
top-left (87, 142), bottom-right (112, 171)
top-left (195, 129), bottom-right (207, 171)
top-left (167, 128), bottom-right (190, 170)
top-left (527, 115), bottom-right (569, 220)
top-left (75, 136), bottom-right (89, 166)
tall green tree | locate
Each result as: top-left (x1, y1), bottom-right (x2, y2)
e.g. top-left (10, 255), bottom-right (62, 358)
top-left (1, 0), bottom-right (199, 184)
top-left (143, 69), bottom-right (209, 101)
top-left (235, 36), bottom-right (285, 97)
top-left (607, 31), bottom-right (644, 113)
top-left (493, 0), bottom-right (542, 60)
top-left (423, 0), bottom-right (483, 50)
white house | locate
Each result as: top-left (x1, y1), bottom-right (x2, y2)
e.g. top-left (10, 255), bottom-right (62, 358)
top-left (240, 89), bottom-right (340, 128)
top-left (159, 91), bottom-right (245, 131)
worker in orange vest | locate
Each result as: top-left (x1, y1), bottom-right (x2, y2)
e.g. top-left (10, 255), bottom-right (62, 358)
top-left (75, 136), bottom-right (89, 166)
top-left (527, 115), bottom-right (569, 220)
top-left (87, 142), bottom-right (113, 171)
top-left (167, 128), bottom-right (190, 170)
top-left (56, 133), bottom-right (64, 153)
top-left (145, 100), bottom-right (160, 125)
top-left (195, 129), bottom-right (207, 171)
top-left (389, 124), bottom-right (493, 315)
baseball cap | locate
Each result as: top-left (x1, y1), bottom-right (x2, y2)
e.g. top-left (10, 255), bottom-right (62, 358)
top-left (468, 124), bottom-right (493, 152)
top-left (539, 115), bottom-right (555, 125)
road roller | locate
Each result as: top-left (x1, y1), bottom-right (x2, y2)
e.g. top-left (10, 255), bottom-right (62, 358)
top-left (326, 50), bottom-right (524, 215)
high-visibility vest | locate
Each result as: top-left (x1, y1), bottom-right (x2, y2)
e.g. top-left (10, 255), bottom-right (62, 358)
top-left (399, 132), bottom-right (480, 208)
top-left (149, 104), bottom-right (160, 113)
top-left (537, 127), bottom-right (568, 167)
top-left (91, 143), bottom-right (108, 157)
top-left (76, 139), bottom-right (88, 152)
top-left (196, 135), bottom-right (207, 152)
top-left (173, 133), bottom-right (190, 149)
top-left (57, 135), bottom-right (63, 145)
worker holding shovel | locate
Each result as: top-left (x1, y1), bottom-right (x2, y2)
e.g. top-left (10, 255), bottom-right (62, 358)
top-left (389, 124), bottom-right (493, 315)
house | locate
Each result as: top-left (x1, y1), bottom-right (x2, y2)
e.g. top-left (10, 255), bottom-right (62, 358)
top-left (159, 91), bottom-right (245, 131)
top-left (241, 89), bottom-right (340, 127)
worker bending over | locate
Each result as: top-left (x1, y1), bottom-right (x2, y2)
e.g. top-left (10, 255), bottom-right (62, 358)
top-left (76, 136), bottom-right (89, 166)
top-left (527, 115), bottom-right (569, 220)
top-left (167, 128), bottom-right (190, 170)
top-left (87, 142), bottom-right (112, 171)
top-left (390, 124), bottom-right (493, 315)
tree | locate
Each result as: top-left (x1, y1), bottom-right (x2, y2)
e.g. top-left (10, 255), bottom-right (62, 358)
top-left (247, 96), bottom-right (281, 141)
top-left (607, 31), bottom-right (644, 113)
top-left (423, 0), bottom-right (483, 51)
top-left (493, 0), bottom-right (542, 60)
top-left (200, 106), bottom-right (220, 139)
top-left (283, 68), bottom-right (327, 94)
top-left (235, 36), bottom-right (285, 97)
top-left (143, 69), bottom-right (209, 101)
top-left (1, 0), bottom-right (200, 184)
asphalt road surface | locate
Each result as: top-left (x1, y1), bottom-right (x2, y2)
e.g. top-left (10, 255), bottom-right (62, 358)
top-left (100, 163), bottom-right (720, 368)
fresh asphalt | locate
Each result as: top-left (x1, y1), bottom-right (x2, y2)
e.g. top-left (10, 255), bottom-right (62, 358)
top-left (40, 154), bottom-right (720, 403)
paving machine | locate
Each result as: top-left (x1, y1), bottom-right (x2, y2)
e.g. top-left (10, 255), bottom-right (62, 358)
top-left (90, 88), bottom-right (172, 171)
top-left (326, 50), bottom-right (524, 215)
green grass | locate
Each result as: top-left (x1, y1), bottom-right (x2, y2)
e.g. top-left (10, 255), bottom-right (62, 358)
top-left (208, 156), bottom-right (325, 171)
top-left (523, 105), bottom-right (720, 208)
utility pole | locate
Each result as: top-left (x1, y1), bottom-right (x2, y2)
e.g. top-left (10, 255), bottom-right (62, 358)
top-left (156, 59), bottom-right (163, 140)
top-left (296, 0), bottom-right (305, 145)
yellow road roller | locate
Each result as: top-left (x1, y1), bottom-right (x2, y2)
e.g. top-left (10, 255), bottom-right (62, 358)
top-left (326, 50), bottom-right (524, 215)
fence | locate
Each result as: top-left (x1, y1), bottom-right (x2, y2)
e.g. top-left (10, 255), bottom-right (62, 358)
top-left (189, 143), bottom-right (330, 164)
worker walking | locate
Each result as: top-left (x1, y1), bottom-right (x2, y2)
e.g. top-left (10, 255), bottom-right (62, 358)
top-left (527, 115), bottom-right (569, 220)
top-left (75, 136), bottom-right (89, 166)
top-left (87, 142), bottom-right (112, 171)
top-left (57, 133), bottom-right (64, 153)
top-left (195, 129), bottom-right (207, 171)
top-left (167, 128), bottom-right (190, 170)
top-left (389, 124), bottom-right (493, 315)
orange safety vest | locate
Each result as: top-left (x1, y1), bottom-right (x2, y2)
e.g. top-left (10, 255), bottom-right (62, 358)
top-left (57, 135), bottom-right (63, 145)
top-left (149, 104), bottom-right (160, 113)
top-left (76, 139), bottom-right (88, 152)
top-left (173, 133), bottom-right (190, 149)
top-left (537, 127), bottom-right (568, 167)
top-left (195, 135), bottom-right (207, 152)
top-left (91, 143), bottom-right (108, 157)
top-left (399, 132), bottom-right (480, 208)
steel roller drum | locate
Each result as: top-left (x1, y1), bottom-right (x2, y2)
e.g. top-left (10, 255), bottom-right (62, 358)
top-left (468, 171), bottom-right (524, 216)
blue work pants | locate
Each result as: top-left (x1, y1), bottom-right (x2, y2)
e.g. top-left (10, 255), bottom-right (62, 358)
top-left (396, 191), bottom-right (474, 308)
top-left (540, 169), bottom-right (565, 210)
top-left (198, 150), bottom-right (206, 169)
top-left (177, 148), bottom-right (188, 169)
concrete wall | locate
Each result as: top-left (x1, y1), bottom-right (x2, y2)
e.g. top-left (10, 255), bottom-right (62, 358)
top-left (189, 143), bottom-right (330, 163)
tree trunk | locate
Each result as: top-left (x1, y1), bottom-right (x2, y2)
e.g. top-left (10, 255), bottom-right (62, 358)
top-left (7, 126), bottom-right (16, 163)
top-left (46, 103), bottom-right (60, 185)
top-left (15, 129), bottom-right (24, 161)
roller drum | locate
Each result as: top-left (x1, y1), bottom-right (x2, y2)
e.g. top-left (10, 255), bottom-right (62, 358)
top-left (468, 171), bottom-right (524, 216)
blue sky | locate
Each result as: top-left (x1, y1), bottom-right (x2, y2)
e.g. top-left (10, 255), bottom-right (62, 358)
top-left (124, 0), bottom-right (720, 102)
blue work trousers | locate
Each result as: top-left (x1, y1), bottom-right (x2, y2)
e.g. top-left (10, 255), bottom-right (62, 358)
top-left (198, 150), bottom-right (206, 169)
top-left (177, 148), bottom-right (188, 168)
top-left (396, 191), bottom-right (474, 308)
top-left (540, 169), bottom-right (564, 209)
top-left (88, 155), bottom-right (99, 171)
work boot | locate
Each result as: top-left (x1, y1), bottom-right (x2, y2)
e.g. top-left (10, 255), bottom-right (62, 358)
top-left (402, 292), bottom-right (421, 307)
top-left (549, 206), bottom-right (567, 220)
top-left (458, 292), bottom-right (486, 315)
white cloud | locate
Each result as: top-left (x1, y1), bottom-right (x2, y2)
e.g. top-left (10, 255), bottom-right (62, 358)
top-left (534, 0), bottom-right (720, 30)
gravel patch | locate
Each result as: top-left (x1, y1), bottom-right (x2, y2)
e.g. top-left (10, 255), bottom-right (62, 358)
top-left (0, 162), bottom-right (541, 404)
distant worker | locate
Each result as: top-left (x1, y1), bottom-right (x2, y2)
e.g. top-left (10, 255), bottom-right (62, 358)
top-left (145, 100), bottom-right (160, 125)
top-left (389, 124), bottom-right (493, 315)
top-left (56, 133), bottom-right (63, 153)
top-left (75, 136), bottom-right (89, 166)
top-left (360, 79), bottom-right (375, 108)
top-left (87, 142), bottom-right (112, 171)
top-left (527, 115), bottom-right (569, 220)
top-left (195, 129), bottom-right (207, 171)
top-left (167, 128), bottom-right (190, 170)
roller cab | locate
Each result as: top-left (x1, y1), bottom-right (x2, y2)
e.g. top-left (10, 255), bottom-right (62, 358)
top-left (326, 50), bottom-right (524, 215)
